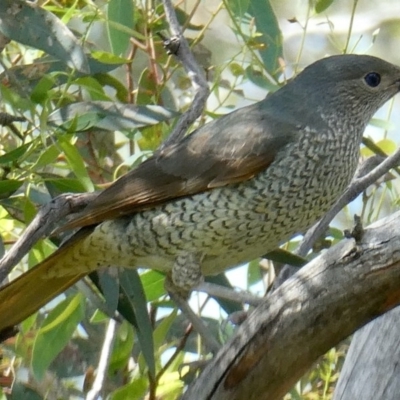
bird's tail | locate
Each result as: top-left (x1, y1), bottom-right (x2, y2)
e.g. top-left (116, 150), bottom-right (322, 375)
top-left (0, 228), bottom-right (93, 336)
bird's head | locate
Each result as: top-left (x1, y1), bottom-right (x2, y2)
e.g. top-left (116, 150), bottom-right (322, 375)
top-left (274, 55), bottom-right (400, 130)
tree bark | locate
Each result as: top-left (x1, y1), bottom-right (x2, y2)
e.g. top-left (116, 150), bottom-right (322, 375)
top-left (183, 210), bottom-right (400, 400)
top-left (333, 306), bottom-right (400, 400)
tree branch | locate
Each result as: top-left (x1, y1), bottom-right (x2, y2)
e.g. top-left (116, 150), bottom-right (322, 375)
top-left (0, 192), bottom-right (97, 283)
top-left (158, 0), bottom-right (209, 150)
top-left (333, 306), bottom-right (400, 400)
top-left (86, 318), bottom-right (118, 400)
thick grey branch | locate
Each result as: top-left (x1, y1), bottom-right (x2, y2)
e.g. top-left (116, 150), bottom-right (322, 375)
top-left (333, 306), bottom-right (400, 400)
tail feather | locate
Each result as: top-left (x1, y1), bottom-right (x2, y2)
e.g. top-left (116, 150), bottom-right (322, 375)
top-left (0, 228), bottom-right (93, 335)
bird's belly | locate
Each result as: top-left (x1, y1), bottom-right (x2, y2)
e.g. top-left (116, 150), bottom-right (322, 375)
top-left (123, 158), bottom-right (355, 275)
top-left (90, 135), bottom-right (359, 276)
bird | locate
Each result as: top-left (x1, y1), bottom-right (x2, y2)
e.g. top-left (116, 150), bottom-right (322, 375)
top-left (0, 54), bottom-right (399, 336)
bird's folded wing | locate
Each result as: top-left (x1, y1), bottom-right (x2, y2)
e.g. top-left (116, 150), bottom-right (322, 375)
top-left (61, 102), bottom-right (298, 230)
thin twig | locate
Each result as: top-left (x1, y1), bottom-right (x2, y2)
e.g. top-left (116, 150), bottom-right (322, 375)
top-left (158, 0), bottom-right (209, 150)
top-left (86, 318), bottom-right (118, 400)
top-left (168, 290), bottom-right (220, 354)
top-left (76, 279), bottom-right (123, 323)
top-left (197, 282), bottom-right (262, 307)
top-left (0, 192), bottom-right (97, 283)
top-left (343, 0), bottom-right (360, 54)
top-left (156, 323), bottom-right (192, 382)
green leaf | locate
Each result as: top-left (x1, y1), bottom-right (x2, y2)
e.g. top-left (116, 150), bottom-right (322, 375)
top-left (361, 138), bottom-right (397, 157)
top-left (119, 269), bottom-right (155, 377)
top-left (111, 377), bottom-right (148, 400)
top-left (109, 321), bottom-right (134, 373)
top-left (73, 76), bottom-right (110, 101)
top-left (369, 117), bottom-right (395, 130)
top-left (264, 248), bottom-right (308, 267)
top-left (10, 382), bottom-right (42, 400)
top-left (376, 138), bottom-right (397, 155)
top-left (58, 138), bottom-right (94, 192)
top-left (247, 259), bottom-right (262, 286)
top-left (328, 227), bottom-right (344, 240)
top-left (0, 142), bottom-right (32, 164)
top-left (61, 112), bottom-right (105, 132)
top-left (229, 62), bottom-right (245, 77)
top-left (0, 180), bottom-right (23, 198)
top-left (229, 0), bottom-right (251, 18)
top-left (94, 73), bottom-right (129, 102)
top-left (248, 0), bottom-right (283, 77)
top-left (245, 66), bottom-right (278, 90)
top-left (174, 8), bottom-right (203, 30)
top-left (30, 75), bottom-right (55, 104)
top-left (31, 293), bottom-right (85, 381)
top-left (44, 178), bottom-right (87, 195)
top-left (141, 270), bottom-right (166, 302)
top-left (153, 309), bottom-right (177, 351)
top-left (315, 0), bottom-right (335, 13)
top-left (24, 197), bottom-right (37, 224)
top-left (91, 50), bottom-right (131, 64)
top-left (0, 0), bottom-right (89, 73)
top-left (0, 55), bottom-right (122, 97)
top-left (49, 101), bottom-right (179, 131)
top-left (34, 145), bottom-right (60, 169)
top-left (107, 0), bottom-right (135, 56)
top-left (206, 274), bottom-right (243, 314)
top-left (99, 271), bottom-right (120, 315)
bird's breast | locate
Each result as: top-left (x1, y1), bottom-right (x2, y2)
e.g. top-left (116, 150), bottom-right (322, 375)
top-left (112, 128), bottom-right (360, 275)
top-left (82, 128), bottom-right (361, 276)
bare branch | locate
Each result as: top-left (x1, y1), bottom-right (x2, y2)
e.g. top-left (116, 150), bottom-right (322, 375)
top-left (333, 307), bottom-right (400, 400)
top-left (158, 0), bottom-right (209, 150)
top-left (86, 318), bottom-right (118, 400)
top-left (168, 289), bottom-right (221, 354)
top-left (197, 282), bottom-right (262, 307)
top-left (0, 192), bottom-right (97, 283)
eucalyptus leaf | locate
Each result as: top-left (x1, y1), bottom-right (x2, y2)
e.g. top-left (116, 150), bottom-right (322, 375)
top-left (315, 0), bottom-right (335, 13)
top-left (49, 101), bottom-right (179, 131)
top-left (119, 270), bottom-right (155, 377)
top-left (248, 0), bottom-right (283, 78)
top-left (0, 0), bottom-right (89, 73)
top-left (107, 0), bottom-right (135, 56)
top-left (31, 293), bottom-right (84, 381)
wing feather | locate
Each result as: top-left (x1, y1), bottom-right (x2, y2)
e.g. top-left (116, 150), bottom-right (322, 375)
top-left (60, 100), bottom-right (299, 230)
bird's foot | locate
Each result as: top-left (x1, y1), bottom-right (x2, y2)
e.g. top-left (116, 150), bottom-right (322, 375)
top-left (344, 214), bottom-right (364, 244)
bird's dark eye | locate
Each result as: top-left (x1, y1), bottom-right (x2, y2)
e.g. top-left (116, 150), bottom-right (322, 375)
top-left (364, 72), bottom-right (381, 87)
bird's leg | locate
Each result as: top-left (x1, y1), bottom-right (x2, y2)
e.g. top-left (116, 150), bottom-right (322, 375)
top-left (171, 252), bottom-right (204, 294)
top-left (164, 252), bottom-right (220, 353)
